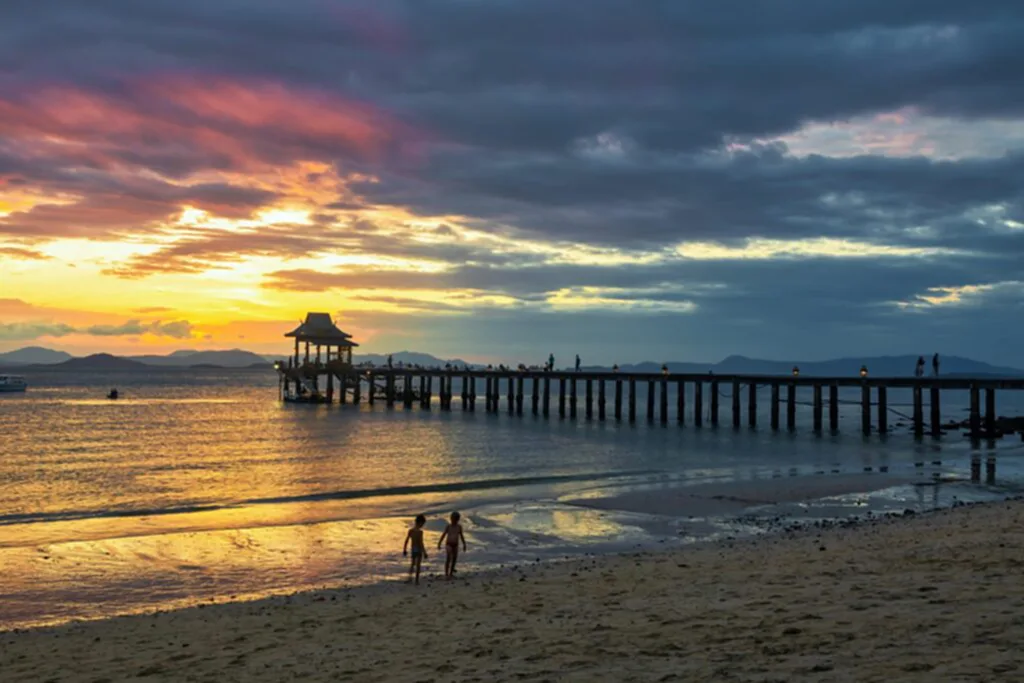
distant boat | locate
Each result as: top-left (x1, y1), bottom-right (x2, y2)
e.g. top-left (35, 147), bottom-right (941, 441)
top-left (0, 375), bottom-right (27, 393)
top-left (107, 389), bottom-right (119, 400)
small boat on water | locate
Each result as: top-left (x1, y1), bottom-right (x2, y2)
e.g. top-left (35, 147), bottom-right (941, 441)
top-left (107, 388), bottom-right (119, 400)
top-left (0, 375), bottom-right (27, 393)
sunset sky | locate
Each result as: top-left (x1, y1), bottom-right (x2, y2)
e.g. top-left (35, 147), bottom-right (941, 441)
top-left (2, 1), bottom-right (1023, 365)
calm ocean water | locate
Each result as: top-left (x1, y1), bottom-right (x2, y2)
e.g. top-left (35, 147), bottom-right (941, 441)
top-left (1, 368), bottom-right (1022, 630)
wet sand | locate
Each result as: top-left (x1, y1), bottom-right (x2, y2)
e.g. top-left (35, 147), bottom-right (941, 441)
top-left (3, 499), bottom-right (1022, 682)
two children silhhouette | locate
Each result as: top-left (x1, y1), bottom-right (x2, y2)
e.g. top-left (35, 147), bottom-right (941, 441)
top-left (403, 511), bottom-right (467, 584)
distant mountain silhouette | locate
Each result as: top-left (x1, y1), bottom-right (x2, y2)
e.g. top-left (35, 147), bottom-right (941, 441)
top-left (353, 351), bottom-right (473, 367)
top-left (129, 349), bottom-right (269, 368)
top-left (50, 354), bottom-right (149, 371)
top-left (0, 346), bottom-right (73, 365)
top-left (4, 346), bottom-right (1022, 376)
top-left (586, 354), bottom-right (1024, 377)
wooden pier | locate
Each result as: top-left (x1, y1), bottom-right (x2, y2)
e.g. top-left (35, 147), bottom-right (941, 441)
top-left (276, 314), bottom-right (1024, 441)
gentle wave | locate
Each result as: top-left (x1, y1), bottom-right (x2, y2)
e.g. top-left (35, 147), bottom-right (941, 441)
top-left (0, 469), bottom-right (655, 527)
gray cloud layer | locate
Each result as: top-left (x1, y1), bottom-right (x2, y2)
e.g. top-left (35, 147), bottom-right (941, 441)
top-left (2, 1), bottom-right (1024, 362)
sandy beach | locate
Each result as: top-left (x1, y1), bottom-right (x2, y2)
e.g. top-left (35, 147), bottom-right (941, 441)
top-left (2, 499), bottom-right (1023, 682)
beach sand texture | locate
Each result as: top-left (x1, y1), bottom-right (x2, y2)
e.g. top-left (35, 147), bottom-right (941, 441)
top-left (2, 501), bottom-right (1022, 682)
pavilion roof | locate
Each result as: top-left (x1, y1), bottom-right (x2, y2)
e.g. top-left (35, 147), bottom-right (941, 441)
top-left (285, 312), bottom-right (359, 346)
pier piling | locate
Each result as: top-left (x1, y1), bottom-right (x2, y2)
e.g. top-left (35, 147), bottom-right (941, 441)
top-left (912, 385), bottom-right (924, 437)
top-left (786, 383), bottom-right (796, 431)
top-left (770, 383), bottom-right (780, 431)
top-left (969, 384), bottom-right (981, 439)
top-left (543, 377), bottom-right (551, 417)
top-left (628, 378), bottom-right (637, 423)
top-left (646, 380), bottom-right (655, 424)
top-left (878, 386), bottom-right (887, 434)
top-left (598, 380), bottom-right (606, 421)
top-left (516, 376), bottom-right (524, 415)
top-left (659, 379), bottom-right (668, 425)
top-left (569, 378), bottom-right (577, 419)
top-left (985, 388), bottom-right (996, 436)
top-left (710, 381), bottom-right (719, 426)
top-left (559, 378), bottom-right (567, 419)
top-left (861, 383), bottom-right (871, 435)
top-left (694, 381), bottom-right (703, 427)
top-left (676, 380), bottom-right (685, 425)
top-left (586, 378), bottom-right (594, 420)
top-left (829, 383), bottom-right (839, 432)
top-left (615, 379), bottom-right (623, 421)
top-left (812, 384), bottom-right (822, 432)
top-left (532, 376), bottom-right (539, 415)
top-left (732, 380), bottom-right (741, 429)
top-left (748, 383), bottom-right (757, 428)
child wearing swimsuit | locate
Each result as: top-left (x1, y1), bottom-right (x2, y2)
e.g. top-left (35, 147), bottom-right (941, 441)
top-left (438, 511), bottom-right (467, 579)
top-left (403, 514), bottom-right (428, 585)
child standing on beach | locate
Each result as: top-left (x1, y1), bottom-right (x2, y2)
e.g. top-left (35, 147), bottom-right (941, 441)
top-left (403, 514), bottom-right (428, 585)
top-left (438, 511), bottom-right (467, 578)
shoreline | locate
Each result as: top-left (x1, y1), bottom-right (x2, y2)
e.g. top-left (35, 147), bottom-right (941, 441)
top-left (0, 469), bottom-right (1016, 633)
top-left (3, 498), bottom-right (1024, 681)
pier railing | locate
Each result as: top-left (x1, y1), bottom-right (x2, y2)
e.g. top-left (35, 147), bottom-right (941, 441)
top-left (276, 365), bottom-right (1024, 440)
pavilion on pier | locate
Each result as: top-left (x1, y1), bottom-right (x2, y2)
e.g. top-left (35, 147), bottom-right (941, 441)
top-left (285, 312), bottom-right (358, 369)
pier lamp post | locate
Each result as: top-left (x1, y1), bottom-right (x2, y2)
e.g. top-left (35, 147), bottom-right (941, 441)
top-left (860, 365), bottom-right (868, 378)
top-left (661, 364), bottom-right (669, 376)
top-left (792, 366), bottom-right (799, 377)
top-left (613, 364), bottom-right (619, 373)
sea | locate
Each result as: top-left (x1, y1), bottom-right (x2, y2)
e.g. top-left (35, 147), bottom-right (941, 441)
top-left (1, 368), bottom-right (1022, 631)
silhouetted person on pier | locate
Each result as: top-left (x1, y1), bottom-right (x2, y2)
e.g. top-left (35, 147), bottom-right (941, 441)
top-left (548, 353), bottom-right (555, 371)
top-left (915, 356), bottom-right (925, 378)
top-left (575, 355), bottom-right (581, 372)
top-left (932, 353), bottom-right (940, 377)
top-left (387, 354), bottom-right (393, 369)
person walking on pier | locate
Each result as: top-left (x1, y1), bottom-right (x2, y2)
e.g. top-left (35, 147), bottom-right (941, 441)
top-left (575, 354), bottom-right (581, 372)
top-left (933, 353), bottom-right (940, 377)
top-left (548, 353), bottom-right (555, 372)
top-left (915, 356), bottom-right (925, 378)
top-left (387, 354), bottom-right (393, 369)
